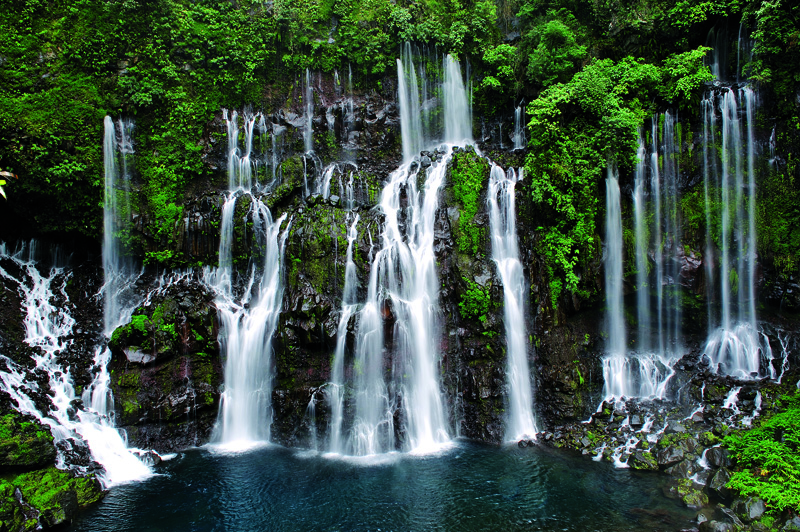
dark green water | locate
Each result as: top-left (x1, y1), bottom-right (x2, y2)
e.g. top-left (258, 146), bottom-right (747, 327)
top-left (70, 441), bottom-right (694, 532)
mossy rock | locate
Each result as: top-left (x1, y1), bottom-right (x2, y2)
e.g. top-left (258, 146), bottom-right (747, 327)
top-left (109, 300), bottom-right (182, 364)
top-left (0, 467), bottom-right (103, 531)
top-left (628, 450), bottom-right (658, 471)
top-left (0, 411), bottom-right (56, 472)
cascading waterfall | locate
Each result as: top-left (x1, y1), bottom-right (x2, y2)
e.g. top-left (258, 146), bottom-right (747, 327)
top-left (652, 112), bottom-right (682, 359)
top-left (341, 50), bottom-right (472, 455)
top-left (327, 214), bottom-right (360, 454)
top-left (207, 111), bottom-right (291, 447)
top-left (604, 112), bottom-right (689, 402)
top-left (0, 116), bottom-right (152, 487)
top-left (397, 44), bottom-right (425, 161)
top-left (512, 105), bottom-right (526, 150)
top-left (487, 164), bottom-right (536, 441)
top-left (702, 87), bottom-right (768, 378)
top-left (0, 243), bottom-right (152, 487)
top-left (633, 131), bottom-right (649, 353)
top-left (443, 54), bottom-right (472, 145)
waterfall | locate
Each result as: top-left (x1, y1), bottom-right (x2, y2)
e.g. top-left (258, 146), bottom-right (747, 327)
top-left (512, 105), bottom-right (525, 150)
top-left (337, 48), bottom-right (473, 455)
top-left (602, 167), bottom-right (629, 399)
top-left (397, 43), bottom-right (424, 161)
top-left (488, 164), bottom-right (536, 440)
top-left (653, 111), bottom-right (682, 359)
top-left (304, 69), bottom-right (314, 154)
top-left (632, 132), bottom-right (649, 353)
top-left (0, 117), bottom-right (151, 487)
top-left (207, 111), bottom-right (291, 448)
top-left (0, 243), bottom-right (152, 487)
top-left (443, 54), bottom-right (472, 145)
top-left (327, 214), bottom-right (360, 454)
top-left (702, 88), bottom-right (767, 378)
top-left (102, 116), bottom-right (137, 333)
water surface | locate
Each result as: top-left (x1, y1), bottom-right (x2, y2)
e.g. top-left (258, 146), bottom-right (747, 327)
top-left (70, 441), bottom-right (694, 532)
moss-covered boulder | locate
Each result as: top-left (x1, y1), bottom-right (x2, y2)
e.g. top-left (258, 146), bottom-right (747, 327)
top-left (108, 284), bottom-right (223, 452)
top-left (0, 467), bottom-right (103, 531)
top-left (0, 411), bottom-right (56, 472)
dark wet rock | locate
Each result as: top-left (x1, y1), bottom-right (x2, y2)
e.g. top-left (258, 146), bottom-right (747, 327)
top-left (657, 445), bottom-right (686, 466)
top-left (731, 497), bottom-right (766, 523)
top-left (699, 520), bottom-right (735, 532)
top-left (665, 459), bottom-right (696, 478)
top-left (708, 467), bottom-right (732, 499)
top-left (719, 507), bottom-right (745, 528)
top-left (108, 281), bottom-right (223, 453)
top-left (706, 447), bottom-right (731, 468)
top-left (782, 516), bottom-right (800, 531)
top-left (667, 420), bottom-right (687, 433)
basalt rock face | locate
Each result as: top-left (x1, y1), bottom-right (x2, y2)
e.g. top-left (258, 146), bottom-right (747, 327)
top-left (107, 277), bottom-right (223, 453)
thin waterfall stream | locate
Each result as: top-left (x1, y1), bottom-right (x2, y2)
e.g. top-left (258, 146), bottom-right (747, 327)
top-left (487, 164), bottom-right (537, 441)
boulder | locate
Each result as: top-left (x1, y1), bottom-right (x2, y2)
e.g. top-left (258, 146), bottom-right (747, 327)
top-left (0, 409), bottom-right (57, 472)
top-left (657, 445), bottom-right (686, 467)
top-left (706, 447), bottom-right (731, 469)
top-left (708, 468), bottom-right (732, 499)
top-left (629, 451), bottom-right (658, 471)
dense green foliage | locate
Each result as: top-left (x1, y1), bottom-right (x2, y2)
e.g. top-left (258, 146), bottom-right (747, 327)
top-left (449, 150), bottom-right (489, 255)
top-left (517, 0), bottom-right (800, 300)
top-left (459, 277), bottom-right (491, 322)
top-left (525, 53), bottom-right (710, 296)
top-left (0, 0), bottom-right (798, 280)
top-left (0, 466), bottom-right (102, 530)
top-left (724, 390), bottom-right (800, 513)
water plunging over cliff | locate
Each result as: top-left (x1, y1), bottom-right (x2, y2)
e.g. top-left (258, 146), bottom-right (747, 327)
top-left (512, 105), bottom-right (526, 150)
top-left (602, 167), bottom-right (629, 399)
top-left (207, 111), bottom-right (290, 448)
top-left (327, 214), bottom-right (360, 454)
top-left (603, 112), bottom-right (691, 401)
top-left (341, 50), bottom-right (472, 455)
top-left (488, 164), bottom-right (537, 440)
top-left (702, 88), bottom-right (769, 378)
top-left (0, 117), bottom-right (151, 486)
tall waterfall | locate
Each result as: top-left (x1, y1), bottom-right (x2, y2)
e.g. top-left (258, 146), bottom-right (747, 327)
top-left (397, 44), bottom-right (424, 161)
top-left (337, 48), bottom-right (472, 455)
top-left (0, 117), bottom-right (151, 487)
top-left (443, 55), bottom-right (472, 145)
top-left (488, 164), bottom-right (536, 440)
top-left (604, 112), bottom-right (690, 402)
top-left (702, 88), bottom-right (768, 378)
top-left (207, 110), bottom-right (290, 448)
top-left (327, 214), bottom-right (360, 454)
top-left (602, 167), bottom-right (629, 399)
top-left (304, 69), bottom-right (314, 154)
top-left (102, 116), bottom-right (137, 333)
top-left (633, 131), bottom-right (649, 353)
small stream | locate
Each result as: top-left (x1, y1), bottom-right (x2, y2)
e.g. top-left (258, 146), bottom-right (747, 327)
top-left (70, 442), bottom-right (694, 532)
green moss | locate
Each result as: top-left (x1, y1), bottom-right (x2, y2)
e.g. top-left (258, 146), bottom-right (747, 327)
top-left (450, 150), bottom-right (489, 255)
top-left (459, 277), bottom-right (491, 322)
top-left (0, 412), bottom-right (56, 471)
top-left (0, 467), bottom-right (103, 529)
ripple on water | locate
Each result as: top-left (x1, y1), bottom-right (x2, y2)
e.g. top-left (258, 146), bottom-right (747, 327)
top-left (69, 441), bottom-right (694, 532)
